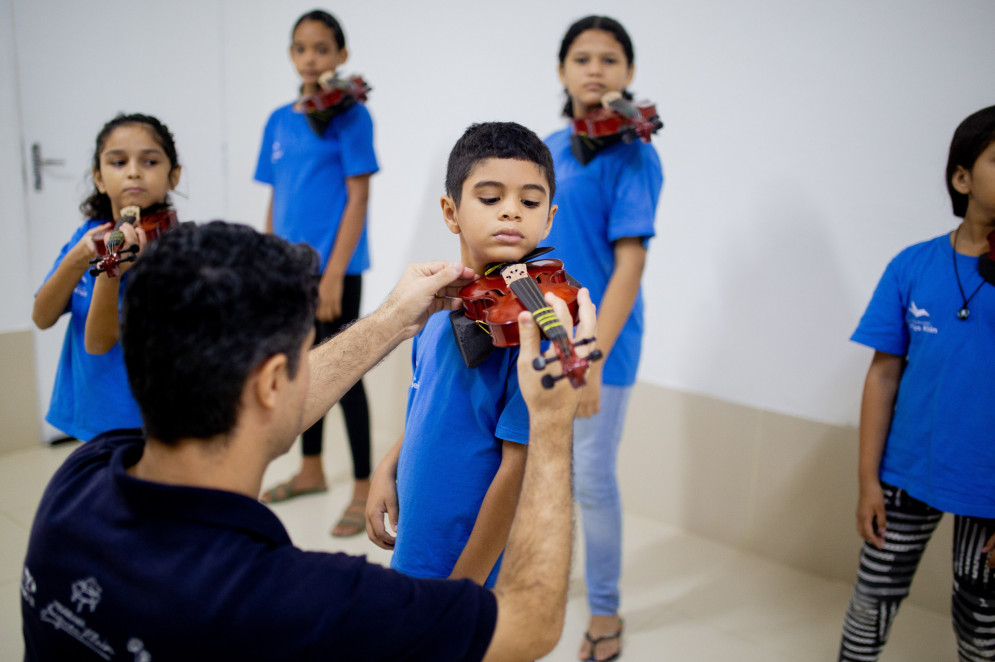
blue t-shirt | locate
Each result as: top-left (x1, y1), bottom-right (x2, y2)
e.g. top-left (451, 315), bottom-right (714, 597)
top-left (40, 220), bottom-right (143, 441)
top-left (254, 101), bottom-right (379, 274)
top-left (391, 312), bottom-right (530, 588)
top-left (21, 430), bottom-right (497, 661)
top-left (852, 233), bottom-right (995, 517)
top-left (542, 127), bottom-right (663, 386)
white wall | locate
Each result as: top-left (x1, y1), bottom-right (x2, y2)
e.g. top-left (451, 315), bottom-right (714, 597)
top-left (220, 0), bottom-right (995, 427)
top-left (0, 0), bottom-right (33, 333)
top-left (7, 0), bottom-right (994, 428)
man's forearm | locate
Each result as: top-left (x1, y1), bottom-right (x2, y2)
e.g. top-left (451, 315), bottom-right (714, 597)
top-left (486, 414), bottom-right (574, 660)
top-left (300, 306), bottom-right (407, 431)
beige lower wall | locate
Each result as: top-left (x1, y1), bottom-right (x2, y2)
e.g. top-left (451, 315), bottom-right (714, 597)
top-left (0, 329), bottom-right (40, 453)
top-left (357, 346), bottom-right (952, 615)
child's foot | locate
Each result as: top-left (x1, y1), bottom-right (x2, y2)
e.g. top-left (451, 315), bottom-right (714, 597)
top-left (578, 614), bottom-right (623, 661)
top-left (331, 478), bottom-right (371, 537)
top-left (330, 498), bottom-right (367, 537)
top-left (260, 474), bottom-right (327, 503)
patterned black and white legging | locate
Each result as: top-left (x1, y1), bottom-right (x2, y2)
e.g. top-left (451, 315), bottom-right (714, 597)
top-left (839, 483), bottom-right (995, 661)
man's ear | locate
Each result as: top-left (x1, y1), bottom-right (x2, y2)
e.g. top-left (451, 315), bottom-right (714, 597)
top-left (540, 204), bottom-right (557, 241)
top-left (952, 165), bottom-right (972, 195)
top-left (93, 167), bottom-right (106, 194)
top-left (252, 353), bottom-right (289, 411)
top-left (441, 195), bottom-right (462, 235)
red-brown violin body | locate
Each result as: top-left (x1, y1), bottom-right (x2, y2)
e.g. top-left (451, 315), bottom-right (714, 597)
top-left (299, 74), bottom-right (370, 114)
top-left (573, 100), bottom-right (662, 144)
top-left (459, 259), bottom-right (601, 389)
top-left (90, 204), bottom-right (177, 278)
top-left (460, 259), bottom-right (579, 347)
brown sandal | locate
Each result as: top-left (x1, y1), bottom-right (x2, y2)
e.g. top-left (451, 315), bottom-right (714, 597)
top-left (331, 498), bottom-right (367, 537)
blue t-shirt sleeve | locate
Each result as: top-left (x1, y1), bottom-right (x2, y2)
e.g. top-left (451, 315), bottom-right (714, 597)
top-left (608, 143), bottom-right (663, 244)
top-left (851, 256), bottom-right (909, 356)
top-left (253, 112), bottom-right (277, 185)
top-left (38, 221), bottom-right (94, 313)
top-left (495, 351), bottom-right (530, 445)
top-left (338, 104), bottom-right (379, 178)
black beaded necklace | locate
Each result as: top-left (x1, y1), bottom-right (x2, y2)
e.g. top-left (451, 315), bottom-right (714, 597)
top-left (953, 226), bottom-right (986, 320)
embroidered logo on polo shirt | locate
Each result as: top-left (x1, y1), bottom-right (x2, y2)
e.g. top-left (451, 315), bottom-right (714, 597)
top-left (21, 567), bottom-right (37, 608)
top-left (71, 576), bottom-right (103, 613)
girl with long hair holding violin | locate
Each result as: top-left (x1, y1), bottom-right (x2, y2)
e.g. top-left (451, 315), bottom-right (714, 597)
top-left (254, 9), bottom-right (379, 538)
top-left (542, 16), bottom-right (664, 662)
top-left (32, 113), bottom-right (182, 442)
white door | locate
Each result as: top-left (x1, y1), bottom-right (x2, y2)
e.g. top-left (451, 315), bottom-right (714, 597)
top-left (13, 0), bottom-right (228, 440)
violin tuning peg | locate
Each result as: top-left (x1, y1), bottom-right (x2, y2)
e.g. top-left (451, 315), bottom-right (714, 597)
top-left (588, 349), bottom-right (604, 362)
top-left (541, 374), bottom-right (558, 390)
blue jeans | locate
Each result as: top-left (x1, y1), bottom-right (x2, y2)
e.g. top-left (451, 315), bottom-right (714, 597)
top-left (574, 384), bottom-right (632, 616)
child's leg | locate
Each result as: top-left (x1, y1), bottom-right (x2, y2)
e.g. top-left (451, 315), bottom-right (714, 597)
top-left (330, 275), bottom-right (371, 537)
top-left (573, 384), bottom-right (633, 616)
top-left (951, 514), bottom-right (995, 660)
top-left (839, 483), bottom-right (942, 661)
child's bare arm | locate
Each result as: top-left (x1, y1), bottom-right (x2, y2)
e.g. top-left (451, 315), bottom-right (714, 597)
top-left (578, 237), bottom-right (646, 418)
top-left (317, 173), bottom-right (370, 322)
top-left (856, 350), bottom-right (904, 549)
top-left (33, 223), bottom-right (111, 329)
top-left (84, 224), bottom-right (147, 355)
top-left (449, 439), bottom-right (528, 584)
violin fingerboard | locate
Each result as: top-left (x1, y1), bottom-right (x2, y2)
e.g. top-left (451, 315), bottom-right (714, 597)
top-left (501, 264), bottom-right (568, 341)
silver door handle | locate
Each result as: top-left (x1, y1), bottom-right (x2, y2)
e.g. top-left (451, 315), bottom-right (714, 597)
top-left (31, 143), bottom-right (66, 191)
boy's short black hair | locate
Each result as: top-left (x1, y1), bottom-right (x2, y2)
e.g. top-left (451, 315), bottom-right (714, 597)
top-left (122, 221), bottom-right (319, 443)
top-left (445, 122), bottom-right (556, 207)
top-left (946, 105), bottom-right (995, 218)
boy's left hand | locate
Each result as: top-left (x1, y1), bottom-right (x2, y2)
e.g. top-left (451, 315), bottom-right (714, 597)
top-left (983, 532), bottom-right (995, 569)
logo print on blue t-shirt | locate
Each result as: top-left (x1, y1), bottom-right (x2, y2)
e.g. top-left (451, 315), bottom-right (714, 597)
top-left (271, 141), bottom-right (284, 164)
top-left (907, 301), bottom-right (938, 334)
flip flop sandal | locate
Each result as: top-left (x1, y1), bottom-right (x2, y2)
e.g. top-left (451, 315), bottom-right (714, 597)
top-left (584, 618), bottom-right (624, 662)
top-left (331, 498), bottom-right (367, 537)
top-left (260, 479), bottom-right (328, 504)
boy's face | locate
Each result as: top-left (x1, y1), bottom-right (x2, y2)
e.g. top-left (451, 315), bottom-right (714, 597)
top-left (441, 158), bottom-right (557, 274)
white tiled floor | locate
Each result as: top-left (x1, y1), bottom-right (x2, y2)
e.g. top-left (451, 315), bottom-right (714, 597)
top-left (1, 440), bottom-right (955, 661)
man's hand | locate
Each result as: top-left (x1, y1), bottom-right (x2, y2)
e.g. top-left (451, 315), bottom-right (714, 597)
top-left (380, 261), bottom-right (476, 340)
top-left (516, 288), bottom-right (597, 424)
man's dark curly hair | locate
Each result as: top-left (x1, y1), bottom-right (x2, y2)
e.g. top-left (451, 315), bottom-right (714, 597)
top-left (122, 221), bottom-right (319, 443)
top-left (445, 122), bottom-right (555, 207)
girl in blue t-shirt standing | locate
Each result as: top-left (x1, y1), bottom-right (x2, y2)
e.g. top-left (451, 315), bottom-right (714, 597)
top-left (542, 16), bottom-right (663, 662)
top-left (255, 9), bottom-right (379, 537)
top-left (838, 107), bottom-right (995, 661)
top-left (32, 113), bottom-right (182, 442)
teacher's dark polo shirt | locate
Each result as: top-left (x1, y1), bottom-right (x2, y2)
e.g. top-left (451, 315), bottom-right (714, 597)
top-left (21, 430), bottom-right (496, 661)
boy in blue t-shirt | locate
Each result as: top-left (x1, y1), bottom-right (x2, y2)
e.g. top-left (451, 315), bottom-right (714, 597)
top-left (365, 122), bottom-right (560, 587)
